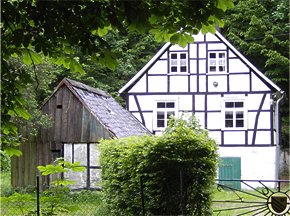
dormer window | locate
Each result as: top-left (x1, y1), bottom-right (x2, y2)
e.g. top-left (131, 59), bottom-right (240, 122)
top-left (208, 51), bottom-right (226, 73)
top-left (170, 52), bottom-right (188, 73)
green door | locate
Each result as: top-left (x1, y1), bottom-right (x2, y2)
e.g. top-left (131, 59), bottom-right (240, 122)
top-left (218, 157), bottom-right (241, 190)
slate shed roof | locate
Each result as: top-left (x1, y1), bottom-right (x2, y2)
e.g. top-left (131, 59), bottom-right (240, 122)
top-left (57, 78), bottom-right (151, 138)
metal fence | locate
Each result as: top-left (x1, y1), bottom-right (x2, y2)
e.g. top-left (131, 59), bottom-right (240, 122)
top-left (213, 179), bottom-right (290, 215)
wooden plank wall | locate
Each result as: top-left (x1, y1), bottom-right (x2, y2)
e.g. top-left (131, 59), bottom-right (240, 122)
top-left (11, 130), bottom-right (37, 187)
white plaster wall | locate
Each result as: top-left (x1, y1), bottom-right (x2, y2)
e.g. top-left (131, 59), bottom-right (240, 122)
top-left (193, 32), bottom-right (204, 42)
top-left (189, 44), bottom-right (197, 58)
top-left (178, 95), bottom-right (192, 110)
top-left (248, 131), bottom-right (272, 145)
top-left (198, 75), bottom-right (206, 92)
top-left (207, 112), bottom-right (222, 129)
top-left (208, 76), bottom-right (228, 92)
top-left (218, 146), bottom-right (277, 188)
top-left (148, 60), bottom-right (167, 75)
top-left (189, 60), bottom-right (197, 74)
top-left (229, 74), bottom-right (250, 92)
top-left (206, 33), bottom-right (220, 42)
top-left (195, 95), bottom-right (205, 110)
top-left (128, 74), bottom-right (146, 93)
top-left (199, 44), bottom-right (206, 58)
top-left (207, 95), bottom-right (222, 110)
top-left (190, 76), bottom-right (197, 92)
top-left (208, 43), bottom-right (227, 50)
top-left (198, 59), bottom-right (207, 74)
top-left (248, 112), bottom-right (271, 130)
top-left (169, 76), bottom-right (188, 92)
top-left (148, 76), bottom-right (167, 92)
top-left (224, 131), bottom-right (245, 145)
top-left (251, 72), bottom-right (270, 91)
top-left (229, 59), bottom-right (250, 73)
top-left (170, 44), bottom-right (188, 51)
top-left (136, 95), bottom-right (154, 111)
top-left (128, 95), bottom-right (138, 111)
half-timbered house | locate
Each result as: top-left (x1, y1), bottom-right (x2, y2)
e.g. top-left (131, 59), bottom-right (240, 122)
top-left (119, 31), bottom-right (285, 188)
top-left (12, 78), bottom-right (150, 188)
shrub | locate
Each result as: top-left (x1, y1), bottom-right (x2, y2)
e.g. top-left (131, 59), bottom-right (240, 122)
top-left (100, 116), bottom-right (218, 215)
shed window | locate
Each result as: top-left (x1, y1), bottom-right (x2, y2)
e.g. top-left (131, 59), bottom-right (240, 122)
top-left (208, 51), bottom-right (226, 73)
top-left (170, 52), bottom-right (188, 73)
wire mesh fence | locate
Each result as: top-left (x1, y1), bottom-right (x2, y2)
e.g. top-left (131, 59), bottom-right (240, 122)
top-left (0, 189), bottom-right (104, 216)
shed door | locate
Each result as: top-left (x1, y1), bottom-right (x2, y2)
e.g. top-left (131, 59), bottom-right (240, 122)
top-left (219, 157), bottom-right (241, 190)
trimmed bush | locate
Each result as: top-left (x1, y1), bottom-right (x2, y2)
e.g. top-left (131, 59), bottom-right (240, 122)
top-left (100, 117), bottom-right (218, 215)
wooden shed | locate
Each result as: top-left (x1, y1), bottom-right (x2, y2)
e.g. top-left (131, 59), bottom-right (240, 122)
top-left (12, 78), bottom-right (150, 189)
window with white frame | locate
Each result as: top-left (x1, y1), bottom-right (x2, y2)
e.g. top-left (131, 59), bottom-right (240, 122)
top-left (208, 51), bottom-right (226, 72)
top-left (223, 101), bottom-right (246, 129)
top-left (155, 101), bottom-right (176, 129)
top-left (170, 52), bottom-right (188, 73)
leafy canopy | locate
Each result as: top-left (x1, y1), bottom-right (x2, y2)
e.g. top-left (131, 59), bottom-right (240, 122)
top-left (1, 0), bottom-right (234, 155)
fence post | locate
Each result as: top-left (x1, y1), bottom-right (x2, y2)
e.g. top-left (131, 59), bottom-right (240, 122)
top-left (36, 176), bottom-right (40, 216)
top-left (140, 176), bottom-right (145, 216)
top-left (180, 169), bottom-right (184, 215)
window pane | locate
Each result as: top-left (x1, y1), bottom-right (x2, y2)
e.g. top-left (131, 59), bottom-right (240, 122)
top-left (236, 111), bottom-right (244, 119)
top-left (157, 120), bottom-right (165, 127)
top-left (236, 120), bottom-right (244, 127)
top-left (235, 102), bottom-right (243, 108)
top-left (167, 111), bottom-right (175, 119)
top-left (171, 53), bottom-right (177, 59)
top-left (210, 53), bottom-right (216, 58)
top-left (225, 111), bottom-right (233, 119)
top-left (219, 66), bottom-right (225, 71)
top-left (157, 112), bottom-right (165, 119)
top-left (180, 59), bottom-right (187, 66)
top-left (180, 53), bottom-right (187, 59)
top-left (157, 102), bottom-right (165, 108)
top-left (219, 60), bottom-right (225, 65)
top-left (166, 102), bottom-right (175, 108)
top-left (225, 102), bottom-right (234, 108)
top-left (219, 53), bottom-right (225, 58)
top-left (180, 66), bottom-right (187, 72)
top-left (210, 60), bottom-right (216, 65)
top-left (225, 120), bottom-right (233, 127)
top-left (210, 66), bottom-right (216, 71)
top-left (171, 66), bottom-right (177, 72)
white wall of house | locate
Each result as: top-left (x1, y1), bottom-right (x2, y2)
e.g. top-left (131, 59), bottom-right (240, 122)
top-left (218, 146), bottom-right (277, 188)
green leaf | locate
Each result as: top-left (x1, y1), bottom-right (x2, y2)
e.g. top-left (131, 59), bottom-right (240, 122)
top-left (98, 51), bottom-right (117, 70)
top-left (23, 51), bottom-right (32, 65)
top-left (14, 107), bottom-right (31, 120)
top-left (69, 59), bottom-right (85, 74)
top-left (4, 147), bottom-right (22, 157)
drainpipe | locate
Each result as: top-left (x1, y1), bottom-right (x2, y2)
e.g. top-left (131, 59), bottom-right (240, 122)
top-left (274, 90), bottom-right (285, 182)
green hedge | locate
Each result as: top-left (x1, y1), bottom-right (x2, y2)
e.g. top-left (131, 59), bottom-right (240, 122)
top-left (100, 117), bottom-right (218, 215)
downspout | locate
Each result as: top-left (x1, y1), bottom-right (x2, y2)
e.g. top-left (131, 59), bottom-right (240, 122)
top-left (274, 90), bottom-right (285, 181)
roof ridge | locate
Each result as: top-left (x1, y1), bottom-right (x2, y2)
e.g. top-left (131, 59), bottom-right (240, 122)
top-left (65, 78), bottom-right (110, 97)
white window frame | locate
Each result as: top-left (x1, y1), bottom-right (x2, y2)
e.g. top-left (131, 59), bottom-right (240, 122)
top-left (153, 100), bottom-right (178, 130)
top-left (222, 99), bottom-right (247, 130)
top-left (169, 52), bottom-right (188, 73)
top-left (208, 51), bottom-right (227, 73)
